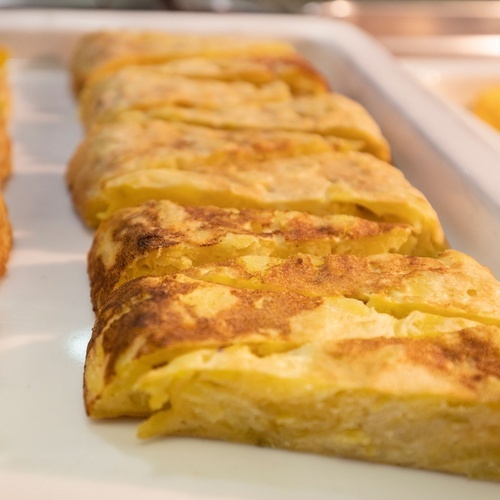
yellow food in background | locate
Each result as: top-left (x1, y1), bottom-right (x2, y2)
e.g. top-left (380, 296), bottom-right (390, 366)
top-left (472, 85), bottom-right (500, 131)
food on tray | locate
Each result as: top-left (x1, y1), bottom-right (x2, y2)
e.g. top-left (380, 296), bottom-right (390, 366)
top-left (67, 117), bottom-right (364, 226)
top-left (471, 85), bottom-right (500, 131)
top-left (82, 91), bottom-right (390, 161)
top-left (183, 250), bottom-right (500, 327)
top-left (71, 30), bottom-right (301, 93)
top-left (80, 71), bottom-right (294, 129)
top-left (0, 48), bottom-right (11, 184)
top-left (70, 147), bottom-right (445, 254)
top-left (69, 30), bottom-right (500, 482)
top-left (87, 200), bottom-right (421, 311)
top-left (0, 48), bottom-right (9, 119)
top-left (96, 55), bottom-right (327, 95)
top-left (71, 150), bottom-right (446, 255)
top-left (84, 268), bottom-right (500, 481)
top-left (78, 52), bottom-right (334, 129)
top-left (0, 194), bottom-right (11, 275)
top-left (0, 47), bottom-right (11, 273)
top-left (0, 123), bottom-right (10, 185)
top-left (146, 93), bottom-right (390, 160)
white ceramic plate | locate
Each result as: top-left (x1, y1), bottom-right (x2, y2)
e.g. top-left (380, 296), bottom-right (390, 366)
top-left (0, 10), bottom-right (499, 500)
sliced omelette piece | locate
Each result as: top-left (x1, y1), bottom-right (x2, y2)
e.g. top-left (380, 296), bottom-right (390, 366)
top-left (0, 47), bottom-right (9, 122)
top-left (87, 200), bottom-right (418, 311)
top-left (0, 194), bottom-right (12, 275)
top-left (66, 116), bottom-right (361, 224)
top-left (84, 272), bottom-right (483, 419)
top-left (84, 272), bottom-right (500, 481)
top-left (71, 30), bottom-right (299, 94)
top-left (83, 90), bottom-right (389, 161)
top-left (79, 54), bottom-right (329, 127)
top-left (75, 150), bottom-right (445, 256)
top-left (0, 48), bottom-right (11, 262)
top-left (0, 122), bottom-right (10, 185)
top-left (184, 250), bottom-right (500, 327)
top-left (88, 55), bottom-right (328, 96)
top-left (145, 93), bottom-right (390, 161)
top-left (0, 48), bottom-right (11, 184)
top-left (79, 70), bottom-right (294, 130)
top-left (137, 325), bottom-right (500, 481)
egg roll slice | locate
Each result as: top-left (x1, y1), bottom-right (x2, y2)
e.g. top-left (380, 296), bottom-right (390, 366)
top-left (145, 93), bottom-right (390, 161)
top-left (0, 194), bottom-right (12, 275)
top-left (77, 151), bottom-right (446, 255)
top-left (88, 200), bottom-right (418, 311)
top-left (71, 30), bottom-right (299, 94)
top-left (0, 48), bottom-right (11, 183)
top-left (137, 326), bottom-right (500, 481)
top-left (67, 116), bottom-right (361, 221)
top-left (85, 272), bottom-right (483, 419)
top-left (81, 55), bottom-right (328, 112)
top-left (0, 47), bottom-right (9, 122)
top-left (84, 90), bottom-right (389, 161)
top-left (84, 273), bottom-right (500, 480)
top-left (184, 250), bottom-right (500, 327)
top-left (80, 69), bottom-right (294, 130)
top-left (0, 122), bottom-right (11, 185)
top-left (97, 55), bottom-right (328, 96)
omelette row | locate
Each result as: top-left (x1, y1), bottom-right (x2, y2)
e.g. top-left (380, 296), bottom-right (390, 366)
top-left (0, 47), bottom-right (12, 276)
top-left (68, 32), bottom-right (444, 255)
top-left (85, 246), bottom-right (500, 481)
top-left (67, 31), bottom-right (499, 481)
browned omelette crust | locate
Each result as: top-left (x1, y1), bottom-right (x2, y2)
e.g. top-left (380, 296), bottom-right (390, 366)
top-left (0, 122), bottom-right (11, 185)
top-left (71, 30), bottom-right (300, 94)
top-left (185, 250), bottom-right (500, 326)
top-left (0, 194), bottom-right (12, 275)
top-left (328, 326), bottom-right (500, 390)
top-left (84, 274), bottom-right (323, 415)
top-left (145, 93), bottom-right (390, 161)
top-left (79, 71), bottom-right (294, 130)
top-left (90, 274), bottom-right (500, 371)
top-left (93, 276), bottom-right (320, 381)
top-left (0, 48), bottom-right (11, 267)
top-left (86, 258), bottom-right (500, 415)
top-left (133, 55), bottom-right (328, 96)
top-left (0, 49), bottom-right (11, 184)
top-left (87, 200), bottom-right (417, 311)
top-left (0, 47), bottom-right (9, 122)
top-left (85, 272), bottom-right (500, 480)
top-left (68, 150), bottom-right (444, 257)
top-left (66, 117), bottom-right (360, 222)
top-left (79, 55), bottom-right (330, 127)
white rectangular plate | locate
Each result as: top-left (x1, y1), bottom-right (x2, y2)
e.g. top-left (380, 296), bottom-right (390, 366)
top-left (0, 10), bottom-right (499, 500)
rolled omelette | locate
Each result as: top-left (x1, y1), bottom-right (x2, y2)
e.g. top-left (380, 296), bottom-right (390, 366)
top-left (69, 148), bottom-right (446, 256)
top-left (84, 265), bottom-right (500, 481)
top-left (71, 30), bottom-right (307, 94)
top-left (87, 199), bottom-right (420, 311)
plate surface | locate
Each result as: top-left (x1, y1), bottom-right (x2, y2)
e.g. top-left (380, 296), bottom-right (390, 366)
top-left (0, 10), bottom-right (499, 499)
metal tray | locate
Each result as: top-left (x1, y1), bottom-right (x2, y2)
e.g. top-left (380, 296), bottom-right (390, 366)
top-left (0, 9), bottom-right (499, 500)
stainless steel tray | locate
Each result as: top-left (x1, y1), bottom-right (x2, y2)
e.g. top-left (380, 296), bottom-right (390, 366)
top-left (0, 9), bottom-right (499, 500)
